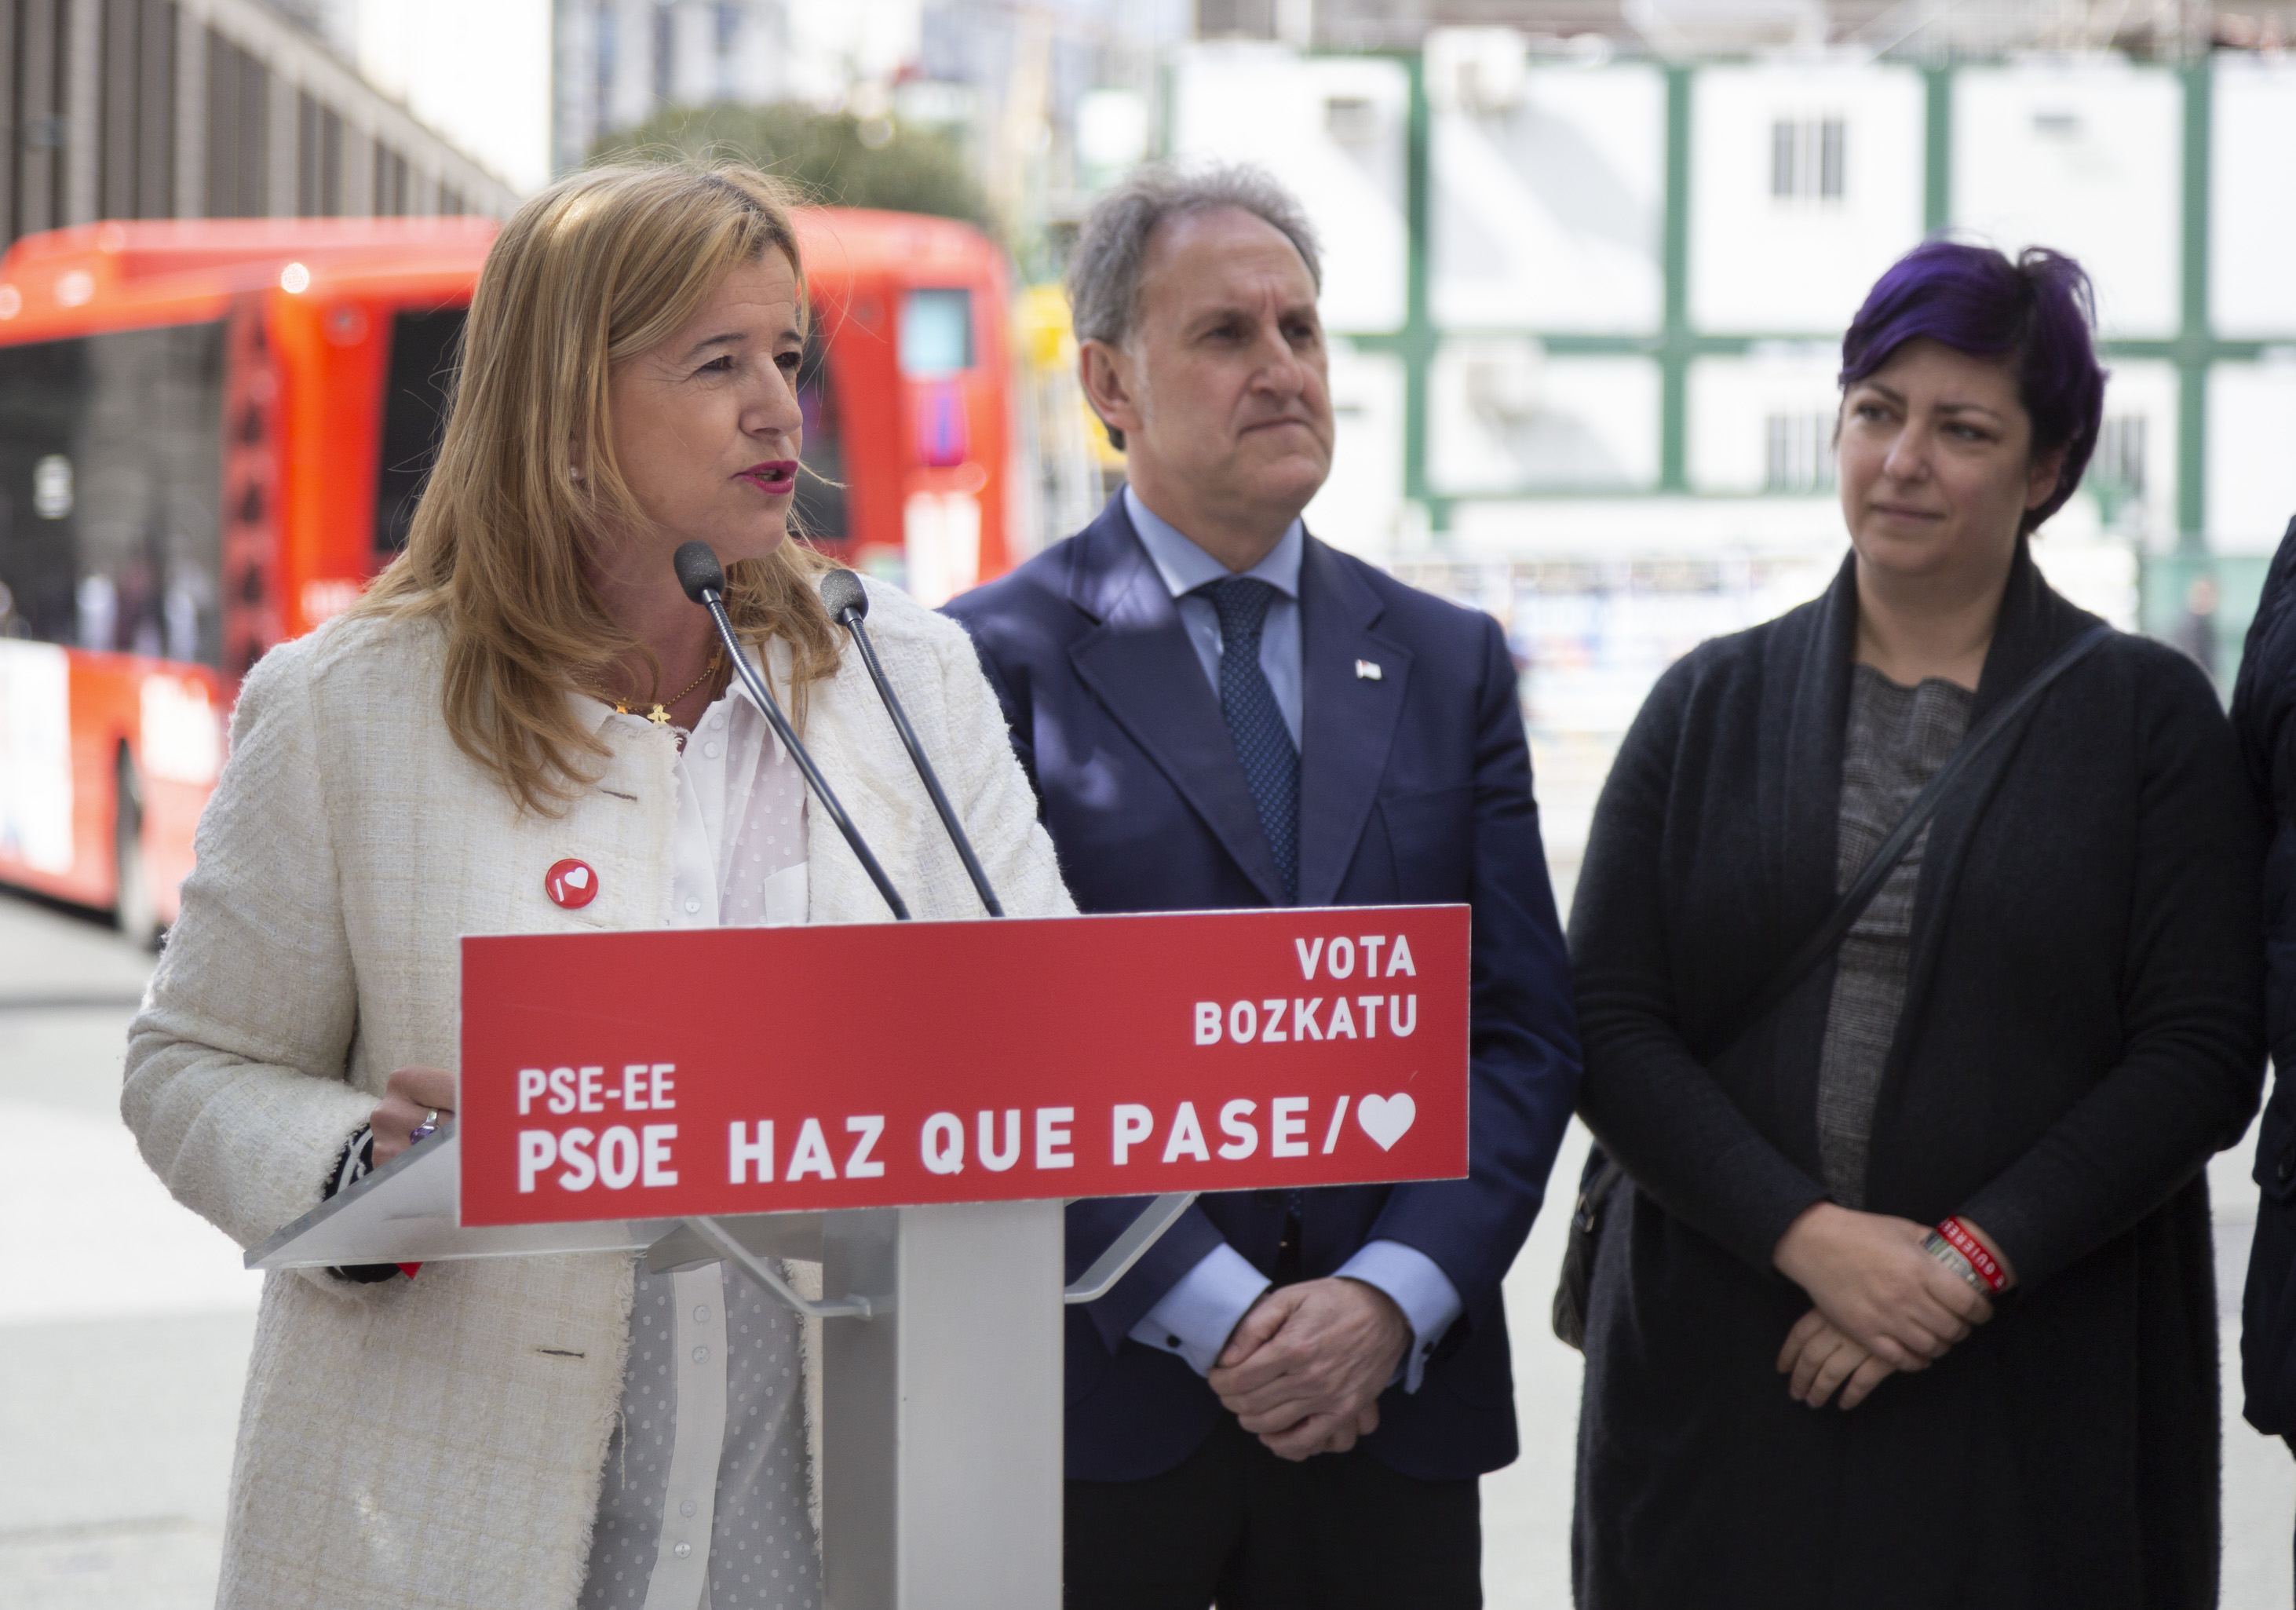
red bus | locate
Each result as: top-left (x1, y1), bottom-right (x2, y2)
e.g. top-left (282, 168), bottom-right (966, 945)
top-left (0, 210), bottom-right (1016, 939)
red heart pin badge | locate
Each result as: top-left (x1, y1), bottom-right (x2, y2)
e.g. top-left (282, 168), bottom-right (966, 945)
top-left (546, 858), bottom-right (598, 909)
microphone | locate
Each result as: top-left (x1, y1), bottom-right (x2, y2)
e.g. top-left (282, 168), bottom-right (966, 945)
top-left (673, 542), bottom-right (910, 922)
top-left (820, 570), bottom-right (1003, 918)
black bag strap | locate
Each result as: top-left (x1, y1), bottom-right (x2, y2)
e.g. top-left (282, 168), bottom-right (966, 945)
top-left (1708, 622), bottom-right (2114, 1051)
top-left (1574, 622), bottom-right (2115, 1222)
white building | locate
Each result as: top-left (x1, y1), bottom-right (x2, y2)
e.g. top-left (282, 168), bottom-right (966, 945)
top-left (1170, 35), bottom-right (2296, 875)
top-left (550, 0), bottom-right (925, 171)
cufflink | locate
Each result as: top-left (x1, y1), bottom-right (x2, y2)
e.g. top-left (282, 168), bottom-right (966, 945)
top-left (1355, 659), bottom-right (1382, 681)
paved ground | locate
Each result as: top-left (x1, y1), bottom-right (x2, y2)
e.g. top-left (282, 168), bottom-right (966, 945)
top-left (2, 882), bottom-right (2291, 1608)
top-left (0, 892), bottom-right (259, 1608)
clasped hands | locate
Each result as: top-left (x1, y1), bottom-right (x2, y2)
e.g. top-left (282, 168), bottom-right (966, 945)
top-left (1207, 1276), bottom-right (1411, 1462)
top-left (1769, 1202), bottom-right (2009, 1412)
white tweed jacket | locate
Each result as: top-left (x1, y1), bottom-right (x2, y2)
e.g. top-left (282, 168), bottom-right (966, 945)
top-left (121, 577), bottom-right (1073, 1610)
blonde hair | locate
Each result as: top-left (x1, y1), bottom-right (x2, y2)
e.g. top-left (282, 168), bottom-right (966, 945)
top-left (356, 161), bottom-right (841, 812)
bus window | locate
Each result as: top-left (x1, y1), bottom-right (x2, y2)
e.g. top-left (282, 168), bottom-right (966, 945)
top-left (900, 289), bottom-right (973, 376)
top-left (794, 327), bottom-right (847, 544)
top-left (0, 323), bottom-right (226, 666)
top-left (374, 308), bottom-right (466, 559)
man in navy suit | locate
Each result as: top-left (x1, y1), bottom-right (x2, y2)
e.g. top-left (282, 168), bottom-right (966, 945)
top-left (944, 164), bottom-right (1581, 1608)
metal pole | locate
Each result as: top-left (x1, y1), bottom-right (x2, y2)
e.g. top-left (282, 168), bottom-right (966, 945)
top-left (1657, 64), bottom-right (1694, 495)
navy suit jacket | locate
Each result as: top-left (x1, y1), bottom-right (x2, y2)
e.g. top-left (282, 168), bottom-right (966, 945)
top-left (944, 496), bottom-right (1581, 1483)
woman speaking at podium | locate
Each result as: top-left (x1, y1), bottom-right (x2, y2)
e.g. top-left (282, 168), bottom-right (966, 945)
top-left (121, 162), bottom-right (1071, 1609)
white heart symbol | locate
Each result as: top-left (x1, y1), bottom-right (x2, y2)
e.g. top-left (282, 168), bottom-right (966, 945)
top-left (1356, 1093), bottom-right (1416, 1152)
top-left (563, 866), bottom-right (590, 889)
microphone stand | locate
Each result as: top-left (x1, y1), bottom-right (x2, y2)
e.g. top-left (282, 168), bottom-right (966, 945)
top-left (673, 545), bottom-right (911, 922)
top-left (822, 572), bottom-right (1004, 918)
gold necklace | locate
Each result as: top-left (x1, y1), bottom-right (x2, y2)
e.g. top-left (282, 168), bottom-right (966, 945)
top-left (603, 652), bottom-right (723, 726)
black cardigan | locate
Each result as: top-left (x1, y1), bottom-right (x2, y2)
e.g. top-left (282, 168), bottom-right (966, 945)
top-left (2232, 515), bottom-right (2296, 1436)
top-left (1569, 546), bottom-right (2264, 1609)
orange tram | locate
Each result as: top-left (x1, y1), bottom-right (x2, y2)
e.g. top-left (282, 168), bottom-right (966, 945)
top-left (0, 210), bottom-right (1016, 937)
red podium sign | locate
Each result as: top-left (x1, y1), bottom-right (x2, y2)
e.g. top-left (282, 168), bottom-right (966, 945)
top-left (458, 905), bottom-right (1469, 1226)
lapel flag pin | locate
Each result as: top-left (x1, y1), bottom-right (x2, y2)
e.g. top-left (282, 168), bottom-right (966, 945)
top-left (546, 858), bottom-right (599, 909)
top-left (1355, 659), bottom-right (1383, 681)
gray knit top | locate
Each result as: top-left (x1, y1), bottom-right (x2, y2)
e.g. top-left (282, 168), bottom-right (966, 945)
top-left (1814, 664), bottom-right (1974, 1207)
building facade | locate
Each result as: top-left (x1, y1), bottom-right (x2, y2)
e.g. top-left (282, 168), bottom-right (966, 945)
top-left (1164, 35), bottom-right (2296, 882)
top-left (1173, 41), bottom-right (2296, 603)
top-left (550, 0), bottom-right (928, 171)
top-left (0, 0), bottom-right (519, 257)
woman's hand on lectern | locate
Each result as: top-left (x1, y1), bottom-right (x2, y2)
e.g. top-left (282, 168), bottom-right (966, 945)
top-left (370, 1066), bottom-right (458, 1166)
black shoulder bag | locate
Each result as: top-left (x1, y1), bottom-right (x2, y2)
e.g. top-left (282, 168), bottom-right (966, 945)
top-left (1551, 625), bottom-right (2112, 1350)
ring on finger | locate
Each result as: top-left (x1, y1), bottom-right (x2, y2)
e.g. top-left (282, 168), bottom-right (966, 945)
top-left (409, 1108), bottom-right (440, 1143)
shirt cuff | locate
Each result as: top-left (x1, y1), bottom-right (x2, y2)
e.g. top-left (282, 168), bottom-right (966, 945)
top-left (1127, 1243), bottom-right (1272, 1377)
top-left (1338, 1239), bottom-right (1463, 1393)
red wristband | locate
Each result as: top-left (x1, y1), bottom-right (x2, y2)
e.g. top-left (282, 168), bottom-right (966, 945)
top-left (1934, 1218), bottom-right (2006, 1293)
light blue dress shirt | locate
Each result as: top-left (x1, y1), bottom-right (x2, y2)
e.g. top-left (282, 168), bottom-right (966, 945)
top-left (1118, 484), bottom-right (1463, 1393)
top-left (1124, 486), bottom-right (1304, 749)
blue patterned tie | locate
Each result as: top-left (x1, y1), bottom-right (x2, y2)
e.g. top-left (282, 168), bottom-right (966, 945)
top-left (1199, 577), bottom-right (1298, 904)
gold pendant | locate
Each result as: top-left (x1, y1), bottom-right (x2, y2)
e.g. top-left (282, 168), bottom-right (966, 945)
top-left (645, 705), bottom-right (671, 725)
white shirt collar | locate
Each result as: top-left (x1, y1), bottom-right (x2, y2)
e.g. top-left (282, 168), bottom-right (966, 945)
top-left (1123, 484), bottom-right (1303, 603)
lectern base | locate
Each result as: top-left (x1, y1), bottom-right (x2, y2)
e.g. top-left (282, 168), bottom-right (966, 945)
top-left (823, 1201), bottom-right (1064, 1610)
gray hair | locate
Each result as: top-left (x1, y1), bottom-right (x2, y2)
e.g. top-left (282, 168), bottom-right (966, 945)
top-left (1065, 162), bottom-right (1323, 352)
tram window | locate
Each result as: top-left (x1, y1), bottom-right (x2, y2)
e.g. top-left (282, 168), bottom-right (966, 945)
top-left (899, 289), bottom-right (973, 377)
top-left (374, 308), bottom-right (466, 558)
top-left (794, 326), bottom-right (848, 543)
top-left (0, 323), bottom-right (226, 666)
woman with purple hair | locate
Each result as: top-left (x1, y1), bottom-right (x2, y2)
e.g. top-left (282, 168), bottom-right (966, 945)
top-left (1565, 240), bottom-right (2262, 1605)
